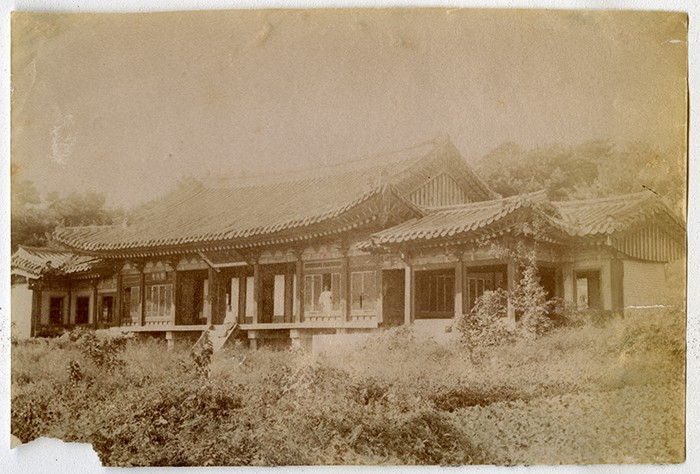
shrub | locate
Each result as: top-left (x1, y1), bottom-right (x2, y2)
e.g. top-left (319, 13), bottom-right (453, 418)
top-left (191, 332), bottom-right (213, 379)
top-left (457, 288), bottom-right (515, 357)
top-left (511, 251), bottom-right (552, 337)
top-left (71, 328), bottom-right (129, 372)
top-left (35, 325), bottom-right (66, 338)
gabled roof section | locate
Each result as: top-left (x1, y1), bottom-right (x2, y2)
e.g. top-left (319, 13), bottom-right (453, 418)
top-left (366, 191), bottom-right (549, 246)
top-left (365, 190), bottom-right (685, 249)
top-left (53, 138), bottom-right (492, 254)
top-left (554, 191), bottom-right (685, 237)
top-left (11, 246), bottom-right (103, 279)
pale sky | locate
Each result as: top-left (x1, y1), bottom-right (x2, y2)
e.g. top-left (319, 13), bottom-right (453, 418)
top-left (11, 9), bottom-right (688, 208)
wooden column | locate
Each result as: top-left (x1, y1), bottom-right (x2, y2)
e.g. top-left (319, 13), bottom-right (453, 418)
top-left (92, 280), bottom-right (99, 329)
top-left (375, 260), bottom-right (384, 324)
top-left (562, 263), bottom-right (574, 304)
top-left (253, 261), bottom-right (261, 325)
top-left (171, 267), bottom-right (179, 326)
top-left (454, 260), bottom-right (463, 319)
top-left (610, 258), bottom-right (624, 317)
top-left (30, 283), bottom-right (42, 337)
top-left (66, 287), bottom-right (72, 326)
top-left (138, 265), bottom-right (146, 327)
top-left (342, 251), bottom-right (351, 323)
top-left (238, 276), bottom-right (247, 324)
top-left (404, 260), bottom-right (413, 325)
top-left (506, 259), bottom-right (518, 327)
top-left (115, 272), bottom-right (123, 327)
top-left (284, 270), bottom-right (294, 323)
top-left (207, 267), bottom-right (217, 327)
top-left (295, 257), bottom-right (304, 323)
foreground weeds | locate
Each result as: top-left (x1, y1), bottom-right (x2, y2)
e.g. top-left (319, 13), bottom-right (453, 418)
top-left (11, 313), bottom-right (685, 466)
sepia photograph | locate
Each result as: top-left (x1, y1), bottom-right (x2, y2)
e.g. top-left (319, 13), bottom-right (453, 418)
top-left (6, 4), bottom-right (689, 469)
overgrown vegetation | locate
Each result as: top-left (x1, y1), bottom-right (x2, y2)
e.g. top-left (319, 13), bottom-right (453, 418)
top-left (11, 310), bottom-right (685, 466)
top-left (474, 139), bottom-right (685, 212)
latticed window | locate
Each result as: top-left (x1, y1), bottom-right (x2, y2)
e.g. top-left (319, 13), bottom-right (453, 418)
top-left (146, 284), bottom-right (173, 319)
top-left (304, 273), bottom-right (340, 313)
top-left (351, 271), bottom-right (377, 311)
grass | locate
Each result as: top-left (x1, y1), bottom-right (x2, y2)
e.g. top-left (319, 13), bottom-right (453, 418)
top-left (11, 311), bottom-right (685, 466)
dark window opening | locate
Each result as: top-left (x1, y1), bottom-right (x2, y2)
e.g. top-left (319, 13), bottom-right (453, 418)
top-left (49, 297), bottom-right (63, 325)
top-left (465, 266), bottom-right (507, 312)
top-left (415, 269), bottom-right (455, 319)
top-left (75, 296), bottom-right (90, 325)
top-left (100, 296), bottom-right (114, 324)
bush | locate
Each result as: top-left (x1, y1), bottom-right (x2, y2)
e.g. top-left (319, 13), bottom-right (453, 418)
top-left (457, 289), bottom-right (515, 357)
top-left (70, 328), bottom-right (129, 372)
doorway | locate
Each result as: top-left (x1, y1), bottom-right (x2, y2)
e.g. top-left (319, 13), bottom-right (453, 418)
top-left (382, 269), bottom-right (405, 326)
top-left (415, 268), bottom-right (455, 319)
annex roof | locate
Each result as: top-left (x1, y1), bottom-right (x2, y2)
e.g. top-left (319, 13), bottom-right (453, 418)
top-left (53, 138), bottom-right (495, 255)
top-left (365, 190), bottom-right (685, 247)
top-left (11, 246), bottom-right (103, 279)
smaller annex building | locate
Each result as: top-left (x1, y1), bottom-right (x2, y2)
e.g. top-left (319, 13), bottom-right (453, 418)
top-left (11, 138), bottom-right (686, 347)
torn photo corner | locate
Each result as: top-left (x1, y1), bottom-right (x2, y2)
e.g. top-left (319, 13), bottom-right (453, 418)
top-left (8, 5), bottom-right (689, 469)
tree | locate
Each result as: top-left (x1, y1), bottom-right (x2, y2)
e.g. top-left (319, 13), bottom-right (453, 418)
top-left (11, 178), bottom-right (116, 252)
top-left (474, 139), bottom-right (685, 210)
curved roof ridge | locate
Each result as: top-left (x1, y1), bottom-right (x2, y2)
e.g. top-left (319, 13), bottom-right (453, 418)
top-left (422, 189), bottom-right (546, 213)
top-left (552, 190), bottom-right (653, 206)
top-left (206, 137), bottom-right (445, 189)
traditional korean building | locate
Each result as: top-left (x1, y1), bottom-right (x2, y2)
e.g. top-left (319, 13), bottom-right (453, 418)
top-left (10, 138), bottom-right (686, 348)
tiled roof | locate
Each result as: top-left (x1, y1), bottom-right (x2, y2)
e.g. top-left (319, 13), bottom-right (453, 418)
top-left (11, 246), bottom-right (102, 279)
top-left (53, 138), bottom-right (494, 253)
top-left (555, 192), bottom-right (684, 236)
top-left (366, 191), bottom-right (550, 245)
top-left (365, 191), bottom-right (684, 246)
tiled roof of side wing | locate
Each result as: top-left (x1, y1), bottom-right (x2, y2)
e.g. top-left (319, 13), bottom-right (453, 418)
top-left (53, 139), bottom-right (483, 252)
top-left (11, 246), bottom-right (101, 277)
top-left (367, 191), bottom-right (683, 245)
top-left (553, 191), bottom-right (684, 236)
top-left (368, 191), bottom-right (547, 244)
